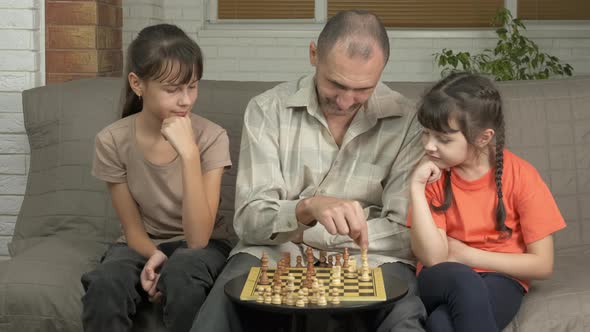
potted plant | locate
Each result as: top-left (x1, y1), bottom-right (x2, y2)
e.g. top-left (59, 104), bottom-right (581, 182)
top-left (434, 8), bottom-right (574, 80)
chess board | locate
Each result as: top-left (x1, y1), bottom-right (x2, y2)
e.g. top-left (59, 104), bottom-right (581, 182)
top-left (240, 267), bottom-right (386, 302)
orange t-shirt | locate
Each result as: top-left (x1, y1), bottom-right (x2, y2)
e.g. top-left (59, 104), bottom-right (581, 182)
top-left (408, 150), bottom-right (566, 291)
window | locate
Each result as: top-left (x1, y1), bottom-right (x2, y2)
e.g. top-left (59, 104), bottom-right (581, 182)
top-left (328, 0), bottom-right (504, 28)
top-left (212, 0), bottom-right (505, 27)
top-left (518, 0), bottom-right (590, 20)
top-left (210, 0), bottom-right (589, 26)
top-left (218, 0), bottom-right (314, 20)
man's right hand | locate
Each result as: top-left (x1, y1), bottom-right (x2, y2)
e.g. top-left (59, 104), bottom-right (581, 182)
top-left (297, 196), bottom-right (368, 249)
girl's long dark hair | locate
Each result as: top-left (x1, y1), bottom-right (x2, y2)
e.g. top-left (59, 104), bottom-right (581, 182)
top-left (122, 24), bottom-right (203, 118)
top-left (417, 72), bottom-right (511, 239)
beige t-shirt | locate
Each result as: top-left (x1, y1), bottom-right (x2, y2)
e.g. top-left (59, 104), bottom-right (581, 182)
top-left (92, 113), bottom-right (233, 243)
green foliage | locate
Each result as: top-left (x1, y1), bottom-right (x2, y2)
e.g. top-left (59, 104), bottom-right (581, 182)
top-left (434, 8), bottom-right (574, 80)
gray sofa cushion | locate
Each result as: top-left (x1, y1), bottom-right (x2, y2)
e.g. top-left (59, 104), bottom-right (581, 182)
top-left (10, 79), bottom-right (124, 256)
top-left (504, 247), bottom-right (590, 332)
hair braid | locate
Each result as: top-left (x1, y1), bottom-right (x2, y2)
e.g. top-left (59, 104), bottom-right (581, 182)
top-left (432, 169), bottom-right (453, 211)
top-left (493, 101), bottom-right (511, 238)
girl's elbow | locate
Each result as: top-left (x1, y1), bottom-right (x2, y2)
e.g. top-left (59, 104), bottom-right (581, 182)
top-left (539, 265), bottom-right (554, 280)
top-left (535, 261), bottom-right (554, 280)
top-left (411, 246), bottom-right (446, 267)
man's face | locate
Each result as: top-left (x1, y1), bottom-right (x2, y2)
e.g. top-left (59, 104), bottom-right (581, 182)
top-left (311, 42), bottom-right (385, 118)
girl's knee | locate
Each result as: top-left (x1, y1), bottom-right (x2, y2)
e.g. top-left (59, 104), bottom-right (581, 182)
top-left (426, 306), bottom-right (453, 332)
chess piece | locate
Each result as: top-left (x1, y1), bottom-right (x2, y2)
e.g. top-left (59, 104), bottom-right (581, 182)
top-left (301, 287), bottom-right (309, 304)
top-left (295, 290), bottom-right (306, 307)
top-left (256, 286), bottom-right (265, 303)
top-left (296, 256), bottom-right (303, 268)
top-left (328, 255), bottom-right (334, 267)
top-left (342, 248), bottom-right (349, 270)
top-left (272, 287), bottom-right (282, 304)
top-left (317, 288), bottom-right (327, 306)
top-left (259, 252), bottom-right (270, 285)
top-left (360, 268), bottom-right (371, 282)
top-left (319, 251), bottom-right (328, 267)
top-left (331, 265), bottom-right (342, 286)
top-left (360, 248), bottom-right (371, 282)
top-left (346, 256), bottom-right (357, 279)
top-left (310, 278), bottom-right (319, 304)
top-left (330, 287), bottom-right (340, 304)
top-left (286, 273), bottom-right (296, 291)
top-left (283, 252), bottom-right (291, 267)
top-left (305, 247), bottom-right (315, 276)
top-left (285, 291), bottom-right (296, 306)
top-left (264, 288), bottom-right (272, 304)
top-left (273, 262), bottom-right (281, 287)
top-left (335, 254), bottom-right (342, 267)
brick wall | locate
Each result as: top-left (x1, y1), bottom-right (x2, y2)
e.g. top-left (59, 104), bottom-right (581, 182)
top-left (122, 0), bottom-right (164, 54)
top-left (46, 0), bottom-right (123, 83)
top-left (0, 0), bottom-right (41, 258)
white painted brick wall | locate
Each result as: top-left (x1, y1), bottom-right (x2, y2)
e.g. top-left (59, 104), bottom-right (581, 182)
top-left (0, 0), bottom-right (41, 257)
top-left (123, 0), bottom-right (165, 53)
top-left (122, 1), bottom-right (590, 83)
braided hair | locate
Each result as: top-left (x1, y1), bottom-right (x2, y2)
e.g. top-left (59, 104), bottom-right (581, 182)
top-left (417, 72), bottom-right (511, 238)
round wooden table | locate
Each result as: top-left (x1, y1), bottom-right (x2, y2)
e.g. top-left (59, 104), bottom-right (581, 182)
top-left (224, 272), bottom-right (409, 332)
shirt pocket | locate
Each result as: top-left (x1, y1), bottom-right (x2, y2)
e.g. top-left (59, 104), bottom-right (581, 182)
top-left (345, 162), bottom-right (388, 203)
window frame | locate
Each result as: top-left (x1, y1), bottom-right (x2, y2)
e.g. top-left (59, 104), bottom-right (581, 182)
top-left (203, 0), bottom-right (590, 37)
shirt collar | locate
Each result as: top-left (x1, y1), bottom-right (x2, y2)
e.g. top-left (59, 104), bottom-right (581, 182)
top-left (285, 74), bottom-right (409, 120)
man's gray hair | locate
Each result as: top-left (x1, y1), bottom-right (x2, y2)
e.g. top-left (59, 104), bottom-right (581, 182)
top-left (317, 10), bottom-right (390, 63)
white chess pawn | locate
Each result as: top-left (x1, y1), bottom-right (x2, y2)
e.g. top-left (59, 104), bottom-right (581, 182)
top-left (295, 290), bottom-right (306, 307)
top-left (317, 288), bottom-right (327, 306)
top-left (256, 286), bottom-right (265, 303)
top-left (360, 267), bottom-right (371, 282)
top-left (301, 287), bottom-right (309, 304)
top-left (264, 288), bottom-right (272, 304)
top-left (310, 278), bottom-right (320, 304)
top-left (285, 291), bottom-right (296, 306)
top-left (330, 287), bottom-right (340, 304)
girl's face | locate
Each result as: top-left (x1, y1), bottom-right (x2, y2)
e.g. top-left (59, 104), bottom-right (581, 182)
top-left (421, 118), bottom-right (473, 169)
top-left (140, 77), bottom-right (198, 121)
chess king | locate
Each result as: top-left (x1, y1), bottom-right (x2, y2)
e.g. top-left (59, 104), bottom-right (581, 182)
top-left (190, 9), bottom-right (426, 332)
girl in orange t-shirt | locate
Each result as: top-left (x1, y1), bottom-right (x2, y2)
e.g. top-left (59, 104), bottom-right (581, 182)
top-left (409, 72), bottom-right (566, 332)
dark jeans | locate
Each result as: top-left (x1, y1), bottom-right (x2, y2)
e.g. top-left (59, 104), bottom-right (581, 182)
top-left (81, 239), bottom-right (231, 332)
top-left (418, 262), bottom-right (525, 332)
top-left (190, 253), bottom-right (426, 332)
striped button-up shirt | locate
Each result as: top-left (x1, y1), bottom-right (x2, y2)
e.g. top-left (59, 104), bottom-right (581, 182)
top-left (231, 74), bottom-right (424, 266)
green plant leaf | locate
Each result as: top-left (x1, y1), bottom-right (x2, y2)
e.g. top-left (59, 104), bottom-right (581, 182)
top-left (432, 8), bottom-right (574, 81)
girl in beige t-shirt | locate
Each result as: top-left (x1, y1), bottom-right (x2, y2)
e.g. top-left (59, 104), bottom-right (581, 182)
top-left (81, 24), bottom-right (232, 332)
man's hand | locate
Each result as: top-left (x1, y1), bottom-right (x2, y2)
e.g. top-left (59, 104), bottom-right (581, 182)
top-left (140, 250), bottom-right (167, 302)
top-left (299, 196), bottom-right (368, 249)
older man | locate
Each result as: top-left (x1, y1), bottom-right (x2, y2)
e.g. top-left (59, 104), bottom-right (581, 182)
top-left (192, 10), bottom-right (426, 332)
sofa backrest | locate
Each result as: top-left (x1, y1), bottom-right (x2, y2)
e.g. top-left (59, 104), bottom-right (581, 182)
top-left (12, 76), bottom-right (589, 256)
top-left (11, 78), bottom-right (279, 255)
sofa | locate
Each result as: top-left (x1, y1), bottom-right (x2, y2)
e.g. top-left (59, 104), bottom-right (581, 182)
top-left (0, 76), bottom-right (588, 332)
